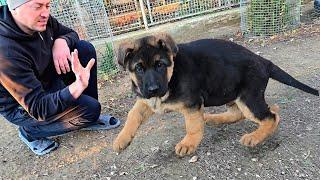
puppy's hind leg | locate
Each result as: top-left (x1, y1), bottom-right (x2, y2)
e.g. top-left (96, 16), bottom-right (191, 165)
top-left (236, 96), bottom-right (280, 147)
top-left (204, 102), bottom-right (245, 126)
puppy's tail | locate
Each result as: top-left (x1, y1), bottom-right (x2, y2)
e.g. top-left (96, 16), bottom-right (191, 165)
top-left (269, 62), bottom-right (319, 96)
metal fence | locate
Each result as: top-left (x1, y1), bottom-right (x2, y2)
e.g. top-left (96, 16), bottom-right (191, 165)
top-left (240, 0), bottom-right (301, 37)
top-left (49, 0), bottom-right (240, 76)
top-left (104, 0), bottom-right (240, 35)
top-left (50, 0), bottom-right (240, 40)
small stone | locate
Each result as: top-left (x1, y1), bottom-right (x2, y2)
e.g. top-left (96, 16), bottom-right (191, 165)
top-left (111, 164), bottom-right (117, 170)
top-left (151, 146), bottom-right (160, 152)
top-left (237, 168), bottom-right (242, 172)
top-left (189, 156), bottom-right (199, 163)
top-left (150, 164), bottom-right (158, 168)
top-left (120, 172), bottom-right (127, 176)
top-left (251, 158), bottom-right (258, 162)
top-left (193, 177), bottom-right (197, 180)
top-left (206, 152), bottom-right (211, 156)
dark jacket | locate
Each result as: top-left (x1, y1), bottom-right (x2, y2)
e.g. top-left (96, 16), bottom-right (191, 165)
top-left (0, 5), bottom-right (79, 120)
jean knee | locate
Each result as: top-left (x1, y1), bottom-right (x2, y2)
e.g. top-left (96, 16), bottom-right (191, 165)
top-left (75, 40), bottom-right (97, 63)
top-left (77, 95), bottom-right (101, 122)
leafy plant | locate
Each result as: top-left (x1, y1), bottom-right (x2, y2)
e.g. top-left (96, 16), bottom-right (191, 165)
top-left (98, 42), bottom-right (118, 79)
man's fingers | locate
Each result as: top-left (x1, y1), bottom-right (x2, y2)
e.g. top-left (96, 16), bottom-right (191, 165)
top-left (85, 58), bottom-right (96, 71)
top-left (73, 49), bottom-right (78, 61)
top-left (67, 53), bottom-right (71, 62)
top-left (53, 58), bottom-right (61, 75)
top-left (64, 58), bottom-right (71, 72)
top-left (59, 59), bottom-right (67, 74)
top-left (70, 50), bottom-right (80, 71)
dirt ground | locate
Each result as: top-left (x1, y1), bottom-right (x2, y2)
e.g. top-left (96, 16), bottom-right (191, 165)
top-left (1, 2), bottom-right (320, 180)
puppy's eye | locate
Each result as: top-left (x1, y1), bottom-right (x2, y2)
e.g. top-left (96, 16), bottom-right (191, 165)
top-left (155, 61), bottom-right (166, 69)
top-left (135, 63), bottom-right (144, 74)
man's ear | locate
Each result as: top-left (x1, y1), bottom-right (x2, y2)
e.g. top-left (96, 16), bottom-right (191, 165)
top-left (155, 33), bottom-right (179, 57)
top-left (117, 41), bottom-right (136, 70)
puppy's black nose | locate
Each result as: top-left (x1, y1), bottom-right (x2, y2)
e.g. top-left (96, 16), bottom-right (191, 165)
top-left (148, 85), bottom-right (159, 94)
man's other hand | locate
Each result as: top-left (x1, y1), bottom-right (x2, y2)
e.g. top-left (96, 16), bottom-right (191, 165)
top-left (52, 38), bottom-right (71, 74)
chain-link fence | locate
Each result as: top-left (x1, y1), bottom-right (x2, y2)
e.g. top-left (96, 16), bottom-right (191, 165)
top-left (240, 0), bottom-right (301, 37)
top-left (104, 0), bottom-right (240, 34)
top-left (145, 0), bottom-right (239, 26)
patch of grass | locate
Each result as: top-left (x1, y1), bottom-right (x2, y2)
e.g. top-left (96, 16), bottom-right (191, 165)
top-left (97, 42), bottom-right (119, 80)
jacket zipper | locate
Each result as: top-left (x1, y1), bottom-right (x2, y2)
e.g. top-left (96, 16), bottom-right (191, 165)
top-left (38, 32), bottom-right (44, 41)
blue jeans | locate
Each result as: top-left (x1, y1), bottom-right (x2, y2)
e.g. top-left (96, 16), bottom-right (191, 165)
top-left (2, 40), bottom-right (101, 139)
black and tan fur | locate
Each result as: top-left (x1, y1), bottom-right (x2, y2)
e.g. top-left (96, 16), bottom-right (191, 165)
top-left (113, 33), bottom-right (319, 157)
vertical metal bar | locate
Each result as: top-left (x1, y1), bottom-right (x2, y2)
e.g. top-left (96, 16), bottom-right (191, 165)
top-left (134, 0), bottom-right (143, 26)
top-left (146, 0), bottom-right (154, 24)
top-left (139, 0), bottom-right (149, 30)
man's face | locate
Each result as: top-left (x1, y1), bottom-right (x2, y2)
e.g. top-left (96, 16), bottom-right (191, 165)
top-left (13, 0), bottom-right (51, 34)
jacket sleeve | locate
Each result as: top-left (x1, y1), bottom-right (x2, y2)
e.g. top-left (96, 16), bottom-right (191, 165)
top-left (0, 56), bottom-right (76, 120)
top-left (49, 16), bottom-right (80, 48)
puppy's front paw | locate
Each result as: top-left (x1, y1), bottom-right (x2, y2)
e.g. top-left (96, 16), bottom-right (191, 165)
top-left (175, 138), bottom-right (198, 157)
top-left (113, 132), bottom-right (133, 152)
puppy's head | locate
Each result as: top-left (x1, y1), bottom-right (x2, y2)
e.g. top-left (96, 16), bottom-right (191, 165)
top-left (117, 33), bottom-right (178, 99)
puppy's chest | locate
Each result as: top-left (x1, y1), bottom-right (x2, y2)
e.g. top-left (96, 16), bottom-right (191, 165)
top-left (143, 97), bottom-right (169, 114)
top-left (142, 94), bottom-right (181, 114)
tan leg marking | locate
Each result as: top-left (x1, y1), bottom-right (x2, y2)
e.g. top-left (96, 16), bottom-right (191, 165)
top-left (175, 106), bottom-right (204, 157)
top-left (204, 102), bottom-right (245, 126)
top-left (113, 99), bottom-right (154, 152)
top-left (236, 99), bottom-right (280, 147)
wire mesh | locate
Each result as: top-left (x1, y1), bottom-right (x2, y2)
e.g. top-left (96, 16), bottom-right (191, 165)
top-left (145, 0), bottom-right (240, 26)
top-left (0, 0), bottom-right (6, 6)
top-left (50, 0), bottom-right (117, 78)
top-left (104, 0), bottom-right (144, 35)
top-left (240, 0), bottom-right (301, 37)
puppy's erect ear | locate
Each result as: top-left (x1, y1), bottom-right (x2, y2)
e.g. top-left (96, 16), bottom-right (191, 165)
top-left (155, 33), bottom-right (179, 57)
top-left (117, 41), bottom-right (137, 69)
top-left (146, 33), bottom-right (178, 57)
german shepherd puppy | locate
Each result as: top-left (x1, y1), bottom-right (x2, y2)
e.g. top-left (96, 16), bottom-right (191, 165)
top-left (113, 33), bottom-right (319, 157)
